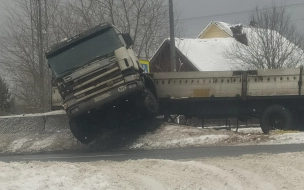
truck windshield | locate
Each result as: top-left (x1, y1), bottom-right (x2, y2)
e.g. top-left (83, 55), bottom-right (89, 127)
top-left (48, 28), bottom-right (123, 77)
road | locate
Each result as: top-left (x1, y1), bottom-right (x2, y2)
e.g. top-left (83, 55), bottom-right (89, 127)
top-left (0, 144), bottom-right (303, 162)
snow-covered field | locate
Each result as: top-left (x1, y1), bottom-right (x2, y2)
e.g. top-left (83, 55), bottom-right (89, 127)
top-left (1, 152), bottom-right (304, 190)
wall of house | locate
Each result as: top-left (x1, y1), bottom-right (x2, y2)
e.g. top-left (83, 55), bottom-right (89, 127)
top-left (198, 24), bottom-right (230, 39)
top-left (150, 43), bottom-right (171, 72)
top-left (150, 43), bottom-right (197, 72)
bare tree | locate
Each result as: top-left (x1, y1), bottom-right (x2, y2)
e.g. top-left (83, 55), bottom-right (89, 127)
top-left (0, 0), bottom-right (183, 113)
top-left (225, 4), bottom-right (304, 70)
top-left (64, 0), bottom-right (184, 58)
top-left (0, 0), bottom-right (41, 111)
top-left (0, 0), bottom-right (63, 112)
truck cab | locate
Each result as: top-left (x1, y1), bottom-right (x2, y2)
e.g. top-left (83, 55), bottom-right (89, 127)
top-left (47, 23), bottom-right (145, 116)
top-left (46, 23), bottom-right (158, 143)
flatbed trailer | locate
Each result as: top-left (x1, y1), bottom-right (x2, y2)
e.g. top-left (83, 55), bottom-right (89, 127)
top-left (151, 67), bottom-right (304, 133)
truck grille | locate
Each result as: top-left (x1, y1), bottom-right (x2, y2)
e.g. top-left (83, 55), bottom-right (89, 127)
top-left (63, 57), bottom-right (124, 103)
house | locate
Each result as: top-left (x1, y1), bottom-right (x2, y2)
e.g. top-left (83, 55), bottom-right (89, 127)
top-left (150, 21), bottom-right (238, 72)
top-left (150, 21), bottom-right (303, 72)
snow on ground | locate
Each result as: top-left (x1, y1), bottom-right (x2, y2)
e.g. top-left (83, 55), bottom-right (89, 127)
top-left (131, 134), bottom-right (230, 149)
top-left (129, 124), bottom-right (270, 150)
top-left (0, 132), bottom-right (85, 154)
top-left (129, 124), bottom-right (304, 150)
top-left (1, 122), bottom-right (304, 154)
top-left (237, 127), bottom-right (263, 134)
top-left (1, 152), bottom-right (304, 190)
top-left (262, 131), bottom-right (304, 145)
top-left (130, 124), bottom-right (231, 149)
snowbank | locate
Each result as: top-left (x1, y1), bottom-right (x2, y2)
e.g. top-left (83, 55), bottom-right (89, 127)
top-left (237, 127), bottom-right (263, 134)
top-left (0, 132), bottom-right (85, 154)
top-left (1, 152), bottom-right (304, 190)
top-left (0, 161), bottom-right (110, 190)
top-left (1, 121), bottom-right (304, 154)
top-left (262, 132), bottom-right (304, 145)
top-left (129, 125), bottom-right (270, 150)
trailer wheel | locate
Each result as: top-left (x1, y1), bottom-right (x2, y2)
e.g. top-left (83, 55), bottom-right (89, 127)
top-left (142, 89), bottom-right (159, 118)
top-left (69, 116), bottom-right (97, 144)
top-left (261, 105), bottom-right (293, 134)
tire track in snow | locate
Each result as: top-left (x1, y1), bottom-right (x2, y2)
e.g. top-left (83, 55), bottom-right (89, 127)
top-left (2, 152), bottom-right (304, 189)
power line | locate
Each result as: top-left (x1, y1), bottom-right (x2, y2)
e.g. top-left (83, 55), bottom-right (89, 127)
top-left (292, 18), bottom-right (304, 22)
top-left (179, 2), bottom-right (304, 22)
top-left (180, 10), bottom-right (250, 22)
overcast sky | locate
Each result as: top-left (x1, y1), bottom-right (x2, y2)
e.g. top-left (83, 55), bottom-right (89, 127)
top-left (175, 0), bottom-right (304, 38)
top-left (0, 0), bottom-right (303, 38)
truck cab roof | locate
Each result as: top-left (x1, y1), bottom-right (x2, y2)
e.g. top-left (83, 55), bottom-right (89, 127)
top-left (45, 22), bottom-right (114, 58)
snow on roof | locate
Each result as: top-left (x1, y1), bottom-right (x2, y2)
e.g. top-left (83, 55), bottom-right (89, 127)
top-left (214, 21), bottom-right (233, 36)
top-left (175, 38), bottom-right (236, 71)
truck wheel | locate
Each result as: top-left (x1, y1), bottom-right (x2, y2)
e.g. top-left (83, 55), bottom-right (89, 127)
top-left (69, 116), bottom-right (97, 144)
top-left (261, 105), bottom-right (293, 134)
top-left (142, 89), bottom-right (159, 118)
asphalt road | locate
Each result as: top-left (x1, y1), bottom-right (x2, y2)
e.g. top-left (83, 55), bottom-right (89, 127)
top-left (0, 144), bottom-right (303, 163)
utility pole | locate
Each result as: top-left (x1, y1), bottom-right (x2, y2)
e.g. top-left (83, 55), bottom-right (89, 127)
top-left (44, 0), bottom-right (48, 50)
top-left (37, 0), bottom-right (45, 111)
top-left (169, 0), bottom-right (176, 72)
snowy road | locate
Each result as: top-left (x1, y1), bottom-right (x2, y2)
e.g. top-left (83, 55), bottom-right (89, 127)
top-left (1, 144), bottom-right (303, 163)
top-left (1, 151), bottom-right (304, 189)
top-left (1, 130), bottom-right (304, 190)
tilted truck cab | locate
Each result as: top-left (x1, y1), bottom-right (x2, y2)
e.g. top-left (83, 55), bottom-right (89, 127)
top-left (46, 23), bottom-right (158, 143)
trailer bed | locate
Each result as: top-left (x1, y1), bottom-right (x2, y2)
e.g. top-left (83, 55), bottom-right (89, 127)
top-left (151, 68), bottom-right (303, 99)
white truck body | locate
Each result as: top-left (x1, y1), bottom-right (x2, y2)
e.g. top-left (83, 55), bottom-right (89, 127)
top-left (152, 68), bottom-right (302, 99)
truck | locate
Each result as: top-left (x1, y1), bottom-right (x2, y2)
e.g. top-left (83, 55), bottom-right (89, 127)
top-left (46, 23), bottom-right (159, 144)
top-left (48, 23), bottom-right (304, 144)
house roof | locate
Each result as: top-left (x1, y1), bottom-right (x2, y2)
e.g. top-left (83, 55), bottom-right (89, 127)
top-left (175, 38), bottom-right (236, 71)
top-left (197, 21), bottom-right (234, 38)
top-left (150, 37), bottom-right (237, 71)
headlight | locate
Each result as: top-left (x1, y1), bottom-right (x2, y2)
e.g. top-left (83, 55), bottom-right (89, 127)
top-left (64, 98), bottom-right (76, 109)
top-left (124, 74), bottom-right (140, 82)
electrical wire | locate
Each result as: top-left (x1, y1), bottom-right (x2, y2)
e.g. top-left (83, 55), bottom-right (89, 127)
top-left (178, 2), bottom-right (304, 22)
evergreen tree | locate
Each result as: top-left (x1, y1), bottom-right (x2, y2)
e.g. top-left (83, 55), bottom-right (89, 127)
top-left (0, 76), bottom-right (11, 115)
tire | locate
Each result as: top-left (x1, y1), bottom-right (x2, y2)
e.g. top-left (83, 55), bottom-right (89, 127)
top-left (69, 115), bottom-right (98, 144)
top-left (142, 89), bottom-right (159, 118)
top-left (261, 105), bottom-right (293, 134)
